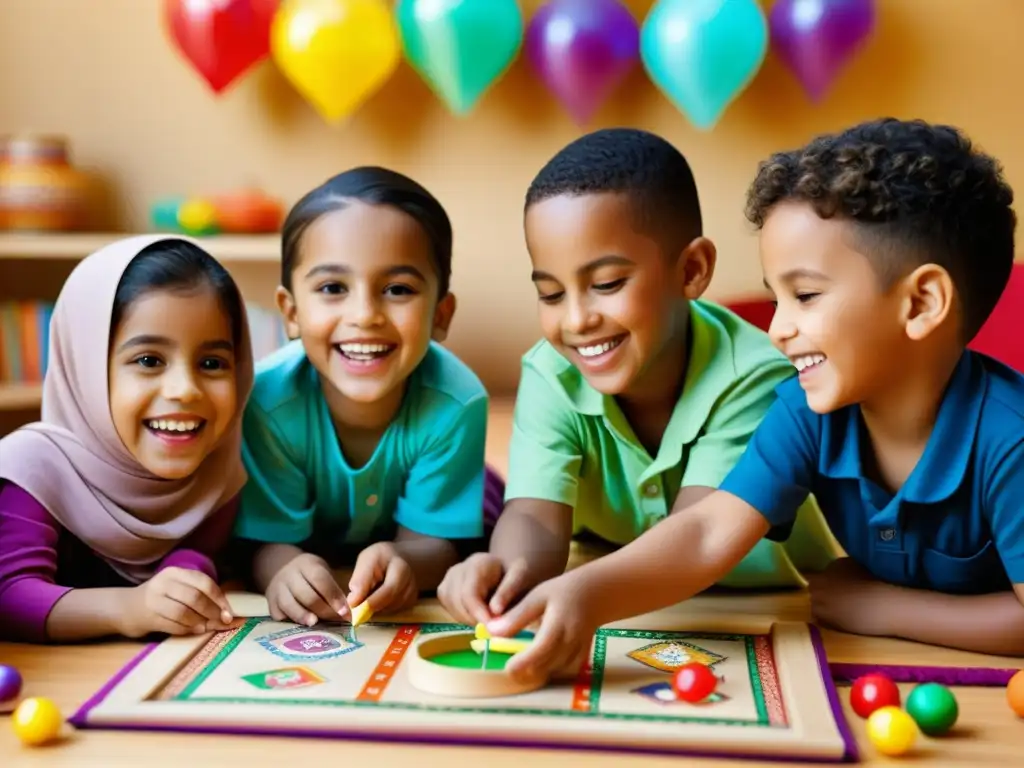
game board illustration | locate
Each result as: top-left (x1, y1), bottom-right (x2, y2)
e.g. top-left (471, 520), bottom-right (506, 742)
top-left (72, 617), bottom-right (856, 762)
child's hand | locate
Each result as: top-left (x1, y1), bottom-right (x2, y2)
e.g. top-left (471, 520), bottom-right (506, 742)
top-left (120, 566), bottom-right (235, 638)
top-left (347, 542), bottom-right (418, 615)
top-left (436, 553), bottom-right (532, 626)
top-left (807, 557), bottom-right (896, 637)
top-left (266, 552), bottom-right (349, 627)
top-left (484, 570), bottom-right (598, 684)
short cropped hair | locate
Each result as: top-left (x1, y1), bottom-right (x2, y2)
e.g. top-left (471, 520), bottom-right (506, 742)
top-left (525, 128), bottom-right (703, 253)
top-left (745, 118), bottom-right (1016, 339)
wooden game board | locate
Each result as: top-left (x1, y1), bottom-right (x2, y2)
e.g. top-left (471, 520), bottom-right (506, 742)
top-left (71, 617), bottom-right (857, 762)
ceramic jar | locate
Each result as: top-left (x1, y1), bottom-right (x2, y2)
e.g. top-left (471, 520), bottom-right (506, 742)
top-left (0, 135), bottom-right (90, 231)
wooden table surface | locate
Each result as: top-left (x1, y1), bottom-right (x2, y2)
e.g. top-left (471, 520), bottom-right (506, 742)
top-left (2, 580), bottom-right (1021, 768)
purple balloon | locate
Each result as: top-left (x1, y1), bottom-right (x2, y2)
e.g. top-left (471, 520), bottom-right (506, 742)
top-left (525, 0), bottom-right (639, 125)
top-left (769, 0), bottom-right (876, 101)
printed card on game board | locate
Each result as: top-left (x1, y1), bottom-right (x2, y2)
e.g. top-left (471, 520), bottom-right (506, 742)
top-left (71, 617), bottom-right (856, 762)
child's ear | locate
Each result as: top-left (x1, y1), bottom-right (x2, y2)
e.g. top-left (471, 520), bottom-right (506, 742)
top-left (675, 237), bottom-right (717, 300)
top-left (274, 286), bottom-right (301, 340)
top-left (431, 292), bottom-right (457, 342)
top-left (901, 263), bottom-right (955, 341)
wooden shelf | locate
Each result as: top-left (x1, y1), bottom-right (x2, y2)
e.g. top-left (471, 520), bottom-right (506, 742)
top-left (0, 232), bottom-right (279, 262)
top-left (0, 382), bottom-right (42, 410)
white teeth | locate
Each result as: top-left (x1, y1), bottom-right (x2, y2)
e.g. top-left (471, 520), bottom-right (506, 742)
top-left (577, 338), bottom-right (622, 358)
top-left (146, 419), bottom-right (201, 432)
top-left (338, 343), bottom-right (393, 360)
top-left (792, 354), bottom-right (826, 372)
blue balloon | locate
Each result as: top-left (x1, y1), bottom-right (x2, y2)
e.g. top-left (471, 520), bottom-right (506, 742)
top-left (641, 0), bottom-right (768, 129)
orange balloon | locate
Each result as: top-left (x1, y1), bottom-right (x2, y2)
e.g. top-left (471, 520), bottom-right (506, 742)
top-left (1008, 670), bottom-right (1024, 718)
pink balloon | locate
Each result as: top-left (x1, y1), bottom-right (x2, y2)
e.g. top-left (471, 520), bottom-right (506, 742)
top-left (525, 0), bottom-right (639, 125)
top-left (769, 0), bottom-right (876, 101)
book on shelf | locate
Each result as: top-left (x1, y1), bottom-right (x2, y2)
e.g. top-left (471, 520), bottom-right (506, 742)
top-left (0, 301), bottom-right (288, 388)
top-left (0, 300), bottom-right (53, 385)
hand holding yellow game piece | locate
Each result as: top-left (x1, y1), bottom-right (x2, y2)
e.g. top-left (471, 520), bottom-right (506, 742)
top-left (470, 637), bottom-right (531, 655)
top-left (350, 601), bottom-right (373, 628)
top-left (474, 622), bottom-right (491, 640)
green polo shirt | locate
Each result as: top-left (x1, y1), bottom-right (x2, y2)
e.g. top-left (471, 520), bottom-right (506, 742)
top-left (504, 299), bottom-right (838, 587)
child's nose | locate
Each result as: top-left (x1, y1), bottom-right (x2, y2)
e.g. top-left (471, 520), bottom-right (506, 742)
top-left (346, 292), bottom-right (385, 328)
top-left (162, 366), bottom-right (202, 402)
top-left (563, 297), bottom-right (598, 334)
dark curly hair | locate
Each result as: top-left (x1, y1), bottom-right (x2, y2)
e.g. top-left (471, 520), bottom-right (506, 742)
top-left (525, 128), bottom-right (703, 254)
top-left (745, 118), bottom-right (1016, 339)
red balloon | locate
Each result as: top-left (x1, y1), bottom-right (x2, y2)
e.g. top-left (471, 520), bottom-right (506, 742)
top-left (672, 662), bottom-right (718, 703)
top-left (164, 0), bottom-right (280, 93)
top-left (850, 674), bottom-right (901, 719)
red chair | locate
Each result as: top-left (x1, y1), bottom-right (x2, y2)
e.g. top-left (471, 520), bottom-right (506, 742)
top-left (724, 263), bottom-right (1024, 374)
top-left (968, 263), bottom-right (1024, 373)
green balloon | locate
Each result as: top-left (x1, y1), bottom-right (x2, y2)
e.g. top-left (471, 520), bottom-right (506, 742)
top-left (906, 683), bottom-right (958, 736)
top-left (396, 0), bottom-right (523, 115)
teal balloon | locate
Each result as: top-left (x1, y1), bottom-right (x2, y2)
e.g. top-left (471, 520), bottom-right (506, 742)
top-left (396, 0), bottom-right (524, 115)
top-left (641, 0), bottom-right (768, 129)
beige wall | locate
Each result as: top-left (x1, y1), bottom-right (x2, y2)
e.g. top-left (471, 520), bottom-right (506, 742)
top-left (2, 0), bottom-right (1022, 393)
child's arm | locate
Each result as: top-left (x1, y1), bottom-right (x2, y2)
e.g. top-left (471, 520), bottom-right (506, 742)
top-left (438, 361), bottom-right (582, 625)
top-left (487, 491), bottom-right (773, 680)
top-left (0, 483), bottom-right (231, 643)
top-left (808, 559), bottom-right (1024, 656)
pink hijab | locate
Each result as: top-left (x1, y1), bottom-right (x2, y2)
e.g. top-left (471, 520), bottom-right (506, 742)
top-left (0, 235), bottom-right (254, 582)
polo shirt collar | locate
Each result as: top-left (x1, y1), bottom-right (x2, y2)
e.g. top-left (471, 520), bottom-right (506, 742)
top-left (554, 301), bottom-right (732, 464)
top-left (820, 352), bottom-right (985, 503)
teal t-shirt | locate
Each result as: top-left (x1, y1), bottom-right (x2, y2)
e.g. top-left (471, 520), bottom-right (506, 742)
top-left (235, 340), bottom-right (489, 550)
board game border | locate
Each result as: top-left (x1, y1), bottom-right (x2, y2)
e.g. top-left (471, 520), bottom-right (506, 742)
top-left (70, 622), bottom-right (862, 763)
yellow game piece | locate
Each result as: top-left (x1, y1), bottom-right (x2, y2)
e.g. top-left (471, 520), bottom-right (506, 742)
top-left (470, 637), bottom-right (530, 655)
top-left (12, 696), bottom-right (63, 746)
top-left (866, 705), bottom-right (917, 756)
top-left (349, 601), bottom-right (373, 628)
top-left (474, 623), bottom-right (491, 640)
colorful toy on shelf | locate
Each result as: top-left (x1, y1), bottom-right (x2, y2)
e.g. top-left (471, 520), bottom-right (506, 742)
top-left (150, 188), bottom-right (283, 235)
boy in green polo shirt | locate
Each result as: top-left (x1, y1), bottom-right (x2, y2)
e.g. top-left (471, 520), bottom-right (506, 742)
top-left (438, 129), bottom-right (837, 626)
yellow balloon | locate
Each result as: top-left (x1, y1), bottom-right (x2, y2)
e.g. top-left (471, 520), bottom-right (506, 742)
top-left (271, 0), bottom-right (400, 123)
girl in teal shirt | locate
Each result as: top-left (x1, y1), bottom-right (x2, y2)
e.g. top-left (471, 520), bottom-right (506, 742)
top-left (236, 167), bottom-right (503, 627)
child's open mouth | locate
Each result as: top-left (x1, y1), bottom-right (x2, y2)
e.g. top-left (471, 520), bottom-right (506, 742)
top-left (143, 418), bottom-right (206, 443)
top-left (335, 342), bottom-right (397, 370)
top-left (792, 353), bottom-right (827, 377)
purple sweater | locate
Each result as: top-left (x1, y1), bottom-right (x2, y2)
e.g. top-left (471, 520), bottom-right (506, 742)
top-left (0, 481), bottom-right (238, 642)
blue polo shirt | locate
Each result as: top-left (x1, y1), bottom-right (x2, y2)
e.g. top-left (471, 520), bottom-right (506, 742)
top-left (720, 351), bottom-right (1024, 594)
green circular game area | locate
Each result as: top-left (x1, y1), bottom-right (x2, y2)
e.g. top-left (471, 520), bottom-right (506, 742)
top-left (430, 649), bottom-right (515, 671)
top-left (426, 631), bottom-right (535, 672)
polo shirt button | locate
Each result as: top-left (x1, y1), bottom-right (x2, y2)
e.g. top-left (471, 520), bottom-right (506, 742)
top-left (644, 484), bottom-right (659, 498)
top-left (366, 494), bottom-right (379, 507)
top-left (879, 528), bottom-right (896, 541)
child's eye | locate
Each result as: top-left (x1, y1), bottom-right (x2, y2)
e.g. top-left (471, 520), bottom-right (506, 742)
top-left (317, 282), bottom-right (345, 295)
top-left (132, 355), bottom-right (162, 369)
top-left (796, 292), bottom-right (820, 304)
top-left (538, 291), bottom-right (564, 304)
top-left (593, 278), bottom-right (626, 293)
top-left (199, 356), bottom-right (232, 372)
top-left (385, 284), bottom-right (417, 297)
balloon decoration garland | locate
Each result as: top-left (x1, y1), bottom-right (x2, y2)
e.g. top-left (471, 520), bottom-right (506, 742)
top-left (163, 0), bottom-right (877, 129)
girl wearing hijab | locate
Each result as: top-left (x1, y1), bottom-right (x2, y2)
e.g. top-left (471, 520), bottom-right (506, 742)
top-left (0, 235), bottom-right (254, 643)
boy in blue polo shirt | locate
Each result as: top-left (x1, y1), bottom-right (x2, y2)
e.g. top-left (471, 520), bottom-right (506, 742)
top-left (488, 118), bottom-right (1024, 678)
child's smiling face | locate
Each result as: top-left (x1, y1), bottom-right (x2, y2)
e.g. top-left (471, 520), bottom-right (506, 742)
top-left (760, 201), bottom-right (911, 414)
top-left (107, 287), bottom-right (239, 479)
top-left (525, 192), bottom-right (710, 400)
top-left (278, 202), bottom-right (455, 422)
